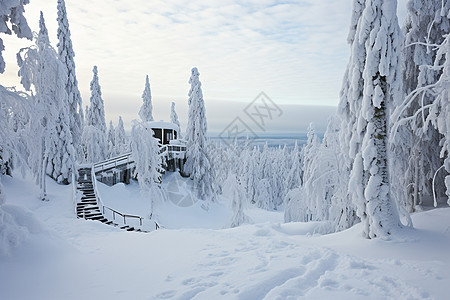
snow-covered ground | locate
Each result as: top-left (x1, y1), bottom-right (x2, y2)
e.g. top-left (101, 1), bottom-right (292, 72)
top-left (1, 173), bottom-right (450, 299)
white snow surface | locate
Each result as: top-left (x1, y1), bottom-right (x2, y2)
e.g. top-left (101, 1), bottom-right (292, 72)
top-left (1, 173), bottom-right (450, 300)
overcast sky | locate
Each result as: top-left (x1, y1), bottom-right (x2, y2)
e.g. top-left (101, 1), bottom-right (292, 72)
top-left (0, 0), bottom-right (408, 133)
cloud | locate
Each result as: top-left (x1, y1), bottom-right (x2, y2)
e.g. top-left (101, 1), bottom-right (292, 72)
top-left (0, 0), bottom-right (409, 134)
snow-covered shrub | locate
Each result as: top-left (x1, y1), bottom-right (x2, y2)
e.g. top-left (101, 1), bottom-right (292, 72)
top-left (255, 178), bottom-right (275, 210)
top-left (284, 187), bottom-right (308, 223)
top-left (223, 173), bottom-right (252, 228)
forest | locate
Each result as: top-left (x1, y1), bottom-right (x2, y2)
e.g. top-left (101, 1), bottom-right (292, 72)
top-left (0, 0), bottom-right (450, 298)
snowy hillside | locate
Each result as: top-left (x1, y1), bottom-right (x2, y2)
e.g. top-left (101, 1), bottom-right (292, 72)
top-left (1, 173), bottom-right (449, 300)
top-left (1, 1), bottom-right (450, 299)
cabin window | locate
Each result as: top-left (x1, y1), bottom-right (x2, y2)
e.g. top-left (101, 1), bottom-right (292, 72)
top-left (152, 128), bottom-right (162, 144)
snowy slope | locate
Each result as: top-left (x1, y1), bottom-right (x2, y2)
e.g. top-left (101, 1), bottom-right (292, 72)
top-left (1, 174), bottom-right (450, 300)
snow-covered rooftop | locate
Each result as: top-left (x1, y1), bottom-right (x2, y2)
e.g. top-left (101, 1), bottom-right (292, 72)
top-left (146, 121), bottom-right (179, 132)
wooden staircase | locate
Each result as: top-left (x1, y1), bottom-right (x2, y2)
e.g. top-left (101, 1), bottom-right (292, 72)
top-left (74, 165), bottom-right (158, 232)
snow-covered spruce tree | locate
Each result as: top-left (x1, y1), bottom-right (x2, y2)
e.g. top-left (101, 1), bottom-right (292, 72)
top-left (224, 173), bottom-right (252, 228)
top-left (0, 0), bottom-right (32, 256)
top-left (0, 0), bottom-right (33, 176)
top-left (139, 75), bottom-right (154, 122)
top-left (86, 66), bottom-right (107, 133)
top-left (184, 67), bottom-right (215, 202)
top-left (208, 142), bottom-right (231, 196)
top-left (284, 187), bottom-right (308, 223)
top-left (259, 142), bottom-right (272, 180)
top-left (170, 101), bottom-right (181, 138)
top-left (255, 178), bottom-right (275, 210)
top-left (348, 0), bottom-right (403, 238)
top-left (303, 118), bottom-right (339, 223)
top-left (246, 146), bottom-right (261, 203)
top-left (325, 116), bottom-right (360, 231)
top-left (0, 0), bottom-right (32, 73)
top-left (115, 116), bottom-right (128, 155)
top-left (240, 145), bottom-right (260, 204)
top-left (0, 87), bottom-right (32, 256)
top-left (392, 32), bottom-right (450, 206)
top-left (81, 66), bottom-right (107, 163)
top-left (337, 0), bottom-right (368, 228)
top-left (57, 0), bottom-right (83, 160)
top-left (17, 12), bottom-right (75, 190)
top-left (434, 35), bottom-right (450, 204)
top-left (271, 145), bottom-right (287, 209)
top-left (301, 124), bottom-right (320, 184)
top-left (284, 123), bottom-right (320, 222)
top-left (131, 120), bottom-right (164, 214)
top-left (284, 140), bottom-right (302, 193)
top-left (107, 120), bottom-right (116, 158)
top-left (391, 0), bottom-right (450, 211)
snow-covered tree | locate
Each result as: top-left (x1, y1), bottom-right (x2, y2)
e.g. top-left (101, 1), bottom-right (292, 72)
top-left (301, 124), bottom-right (320, 184)
top-left (0, 86), bottom-right (31, 192)
top-left (255, 178), bottom-right (275, 210)
top-left (170, 101), bottom-right (181, 138)
top-left (258, 142), bottom-right (272, 180)
top-left (184, 67), bottom-right (214, 202)
top-left (391, 0), bottom-right (449, 211)
top-left (139, 75), bottom-right (153, 122)
top-left (115, 116), bottom-right (128, 155)
top-left (0, 0), bottom-right (32, 256)
top-left (302, 120), bottom-right (336, 222)
top-left (81, 66), bottom-right (107, 163)
top-left (271, 145), bottom-right (287, 209)
top-left (131, 120), bottom-right (163, 213)
top-left (347, 0), bottom-right (403, 238)
top-left (0, 0), bottom-right (32, 73)
top-left (392, 32), bottom-right (450, 207)
top-left (17, 12), bottom-right (75, 191)
top-left (240, 145), bottom-right (260, 204)
top-left (284, 187), bottom-right (308, 223)
top-left (284, 141), bottom-right (302, 193)
top-left (208, 142), bottom-right (231, 196)
top-left (224, 173), bottom-right (251, 228)
top-left (57, 0), bottom-right (83, 159)
top-left (107, 120), bottom-right (116, 158)
top-left (86, 66), bottom-right (106, 133)
top-left (325, 116), bottom-right (359, 231)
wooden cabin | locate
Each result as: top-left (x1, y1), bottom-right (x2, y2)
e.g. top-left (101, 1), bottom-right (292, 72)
top-left (148, 121), bottom-right (179, 145)
top-left (95, 121), bottom-right (187, 186)
top-left (147, 121), bottom-right (186, 173)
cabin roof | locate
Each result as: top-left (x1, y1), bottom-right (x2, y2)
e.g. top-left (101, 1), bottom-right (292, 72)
top-left (146, 121), bottom-right (179, 132)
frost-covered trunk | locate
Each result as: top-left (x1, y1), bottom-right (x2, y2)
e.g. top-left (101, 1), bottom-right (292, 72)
top-left (361, 75), bottom-right (398, 238)
top-left (343, 0), bottom-right (405, 238)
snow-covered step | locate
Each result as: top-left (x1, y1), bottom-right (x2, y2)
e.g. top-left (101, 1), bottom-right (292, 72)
top-left (74, 164), bottom-right (157, 232)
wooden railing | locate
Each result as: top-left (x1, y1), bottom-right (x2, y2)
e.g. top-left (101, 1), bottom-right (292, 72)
top-left (159, 144), bottom-right (187, 156)
top-left (93, 152), bottom-right (134, 174)
top-left (102, 205), bottom-right (144, 226)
